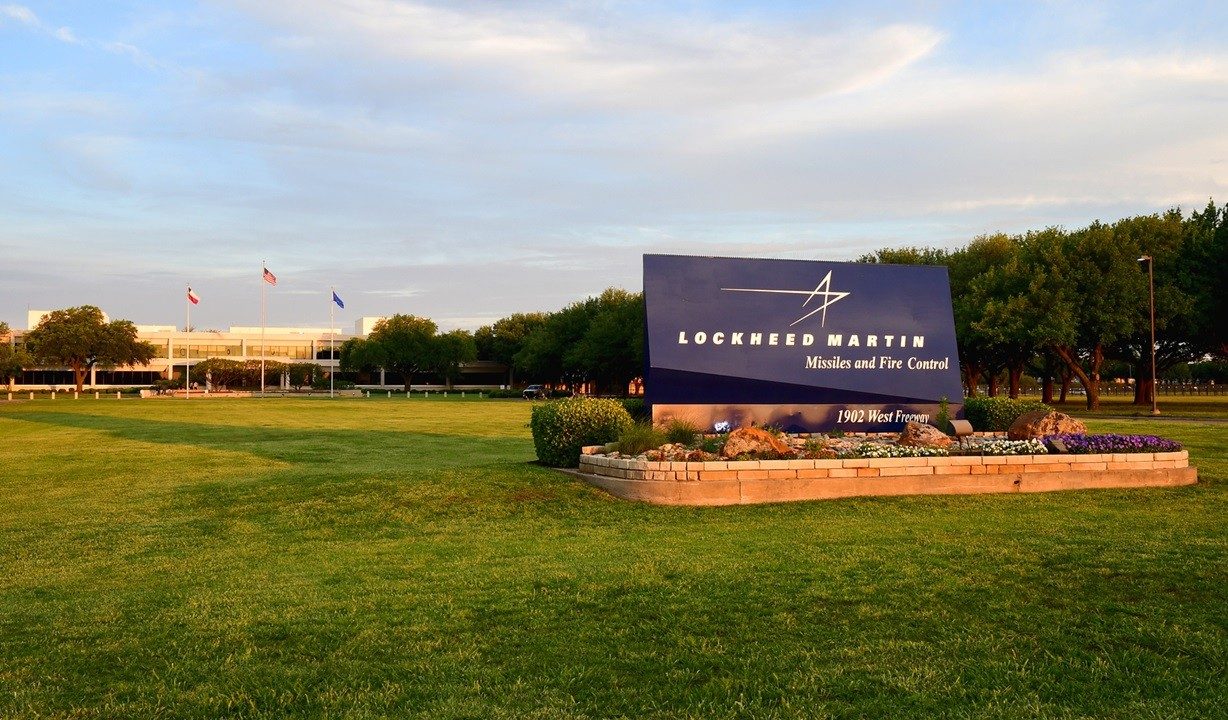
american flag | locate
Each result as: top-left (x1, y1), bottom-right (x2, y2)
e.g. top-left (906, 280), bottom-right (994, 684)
top-left (263, 267), bottom-right (277, 286)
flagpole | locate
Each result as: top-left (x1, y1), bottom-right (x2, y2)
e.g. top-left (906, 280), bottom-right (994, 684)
top-left (185, 286), bottom-right (190, 400)
top-left (260, 261), bottom-right (266, 397)
top-left (330, 286), bottom-right (335, 399)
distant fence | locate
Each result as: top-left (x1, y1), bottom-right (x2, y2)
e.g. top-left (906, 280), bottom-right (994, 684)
top-left (975, 382), bottom-right (1226, 398)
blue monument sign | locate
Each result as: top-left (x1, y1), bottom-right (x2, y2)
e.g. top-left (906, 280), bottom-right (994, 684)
top-left (644, 254), bottom-right (964, 432)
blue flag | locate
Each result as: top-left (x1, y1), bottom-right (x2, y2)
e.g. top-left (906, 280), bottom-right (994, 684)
top-left (332, 291), bottom-right (344, 309)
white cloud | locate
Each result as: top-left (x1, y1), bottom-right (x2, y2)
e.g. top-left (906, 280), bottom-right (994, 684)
top-left (233, 0), bottom-right (942, 113)
top-left (0, 4), bottom-right (36, 25)
top-left (52, 26), bottom-right (79, 44)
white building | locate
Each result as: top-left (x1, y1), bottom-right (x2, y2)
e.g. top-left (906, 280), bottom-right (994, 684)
top-left (5, 313), bottom-right (508, 390)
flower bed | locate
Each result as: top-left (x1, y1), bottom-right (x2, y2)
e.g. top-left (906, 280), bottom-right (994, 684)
top-left (573, 431), bottom-right (1195, 506)
top-left (1045, 433), bottom-right (1183, 454)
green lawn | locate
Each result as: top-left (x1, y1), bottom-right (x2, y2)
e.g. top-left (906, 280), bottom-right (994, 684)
top-left (1047, 393), bottom-right (1228, 419)
top-left (1, 397), bottom-right (1225, 719)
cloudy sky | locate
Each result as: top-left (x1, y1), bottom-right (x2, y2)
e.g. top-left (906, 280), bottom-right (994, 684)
top-left (2, 0), bottom-right (1225, 331)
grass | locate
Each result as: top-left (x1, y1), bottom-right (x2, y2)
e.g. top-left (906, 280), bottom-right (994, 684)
top-left (1044, 393), bottom-right (1228, 419)
top-left (0, 396), bottom-right (1225, 719)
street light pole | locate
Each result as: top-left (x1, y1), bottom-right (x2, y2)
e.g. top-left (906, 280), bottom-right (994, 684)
top-left (1138, 255), bottom-right (1160, 416)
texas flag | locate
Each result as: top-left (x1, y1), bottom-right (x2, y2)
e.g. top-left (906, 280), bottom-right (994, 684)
top-left (263, 267), bottom-right (277, 285)
top-left (187, 287), bottom-right (200, 305)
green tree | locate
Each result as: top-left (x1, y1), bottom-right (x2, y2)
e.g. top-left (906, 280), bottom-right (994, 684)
top-left (342, 315), bottom-right (437, 392)
top-left (287, 362), bottom-right (322, 390)
top-left (1186, 200), bottom-right (1228, 358)
top-left (515, 301), bottom-right (594, 387)
top-left (969, 234), bottom-right (1048, 399)
top-left (339, 337), bottom-right (385, 377)
top-left (1022, 224), bottom-right (1141, 410)
top-left (24, 306), bottom-right (157, 393)
top-left (0, 322), bottom-right (32, 390)
top-left (566, 289), bottom-right (644, 395)
top-left (856, 246), bottom-right (950, 265)
top-left (1106, 210), bottom-right (1203, 405)
top-left (944, 234), bottom-right (1019, 397)
top-left (431, 329), bottom-right (477, 390)
top-left (475, 312), bottom-right (547, 386)
top-left (514, 288), bottom-right (645, 395)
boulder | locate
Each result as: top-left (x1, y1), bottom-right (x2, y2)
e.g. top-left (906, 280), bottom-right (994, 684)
top-left (897, 421), bottom-right (954, 449)
top-left (721, 427), bottom-right (793, 458)
top-left (1007, 410), bottom-right (1086, 440)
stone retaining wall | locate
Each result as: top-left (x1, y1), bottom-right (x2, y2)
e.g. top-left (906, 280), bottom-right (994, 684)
top-left (574, 450), bottom-right (1195, 505)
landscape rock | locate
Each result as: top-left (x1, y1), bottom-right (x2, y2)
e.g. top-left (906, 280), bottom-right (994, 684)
top-left (897, 421), bottom-right (954, 449)
top-left (721, 427), bottom-right (793, 458)
top-left (1007, 411), bottom-right (1086, 440)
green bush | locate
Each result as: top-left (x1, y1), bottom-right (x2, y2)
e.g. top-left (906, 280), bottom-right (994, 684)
top-left (621, 398), bottom-right (649, 421)
top-left (663, 418), bottom-right (701, 446)
top-left (616, 423), bottom-right (667, 456)
top-left (699, 434), bottom-right (726, 454)
top-left (485, 389), bottom-right (522, 399)
top-left (530, 397), bottom-right (634, 467)
top-left (311, 378), bottom-right (356, 390)
top-left (962, 396), bottom-right (1051, 431)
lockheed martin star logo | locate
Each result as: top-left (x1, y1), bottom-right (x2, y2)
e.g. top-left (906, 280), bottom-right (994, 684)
top-left (722, 271), bottom-right (851, 327)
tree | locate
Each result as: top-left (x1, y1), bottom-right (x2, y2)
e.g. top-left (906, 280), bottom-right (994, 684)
top-left (339, 337), bottom-right (385, 377)
top-left (287, 362), bottom-right (322, 390)
top-left (945, 235), bottom-right (1018, 397)
top-left (342, 315), bottom-right (437, 392)
top-left (0, 322), bottom-right (32, 390)
top-left (475, 312), bottom-right (547, 386)
top-left (515, 300), bottom-right (595, 387)
top-left (513, 288), bottom-right (646, 395)
top-left (431, 330), bottom-right (477, 390)
top-left (24, 306), bottom-right (157, 392)
top-left (1186, 200), bottom-right (1228, 358)
top-left (1106, 210), bottom-right (1203, 405)
top-left (566, 289), bottom-right (644, 395)
top-left (969, 236), bottom-right (1047, 398)
top-left (1022, 224), bottom-right (1141, 410)
top-left (856, 246), bottom-right (950, 265)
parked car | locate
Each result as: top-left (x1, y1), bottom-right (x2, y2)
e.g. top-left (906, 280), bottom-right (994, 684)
top-left (522, 385), bottom-right (547, 399)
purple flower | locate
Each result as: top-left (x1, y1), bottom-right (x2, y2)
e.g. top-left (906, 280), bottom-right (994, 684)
top-left (1043, 433), bottom-right (1181, 454)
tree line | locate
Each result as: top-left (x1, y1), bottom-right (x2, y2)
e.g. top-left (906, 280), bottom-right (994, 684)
top-left (858, 201), bottom-right (1228, 409)
top-left (6, 202), bottom-right (1224, 405)
top-left (467, 202), bottom-right (1226, 408)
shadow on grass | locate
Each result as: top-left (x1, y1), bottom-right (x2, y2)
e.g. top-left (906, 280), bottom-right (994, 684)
top-left (6, 410), bottom-right (533, 470)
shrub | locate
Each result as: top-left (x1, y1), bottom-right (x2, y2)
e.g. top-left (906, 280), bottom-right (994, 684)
top-left (699, 434), bottom-right (726, 454)
top-left (962, 396), bottom-right (1050, 431)
top-left (1045, 433), bottom-right (1182, 454)
top-left (153, 378), bottom-right (181, 393)
top-left (617, 423), bottom-right (667, 456)
top-left (311, 378), bottom-right (356, 390)
top-left (621, 398), bottom-right (649, 421)
top-left (530, 397), bottom-right (634, 467)
top-left (935, 396), bottom-right (953, 434)
top-left (485, 389), bottom-right (522, 398)
top-left (663, 418), bottom-right (701, 446)
top-left (287, 362), bottom-right (323, 390)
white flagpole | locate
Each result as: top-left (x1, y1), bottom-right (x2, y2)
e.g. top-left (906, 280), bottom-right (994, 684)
top-left (330, 286), bottom-right (335, 399)
top-left (260, 261), bottom-right (266, 397)
top-left (185, 286), bottom-right (190, 400)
